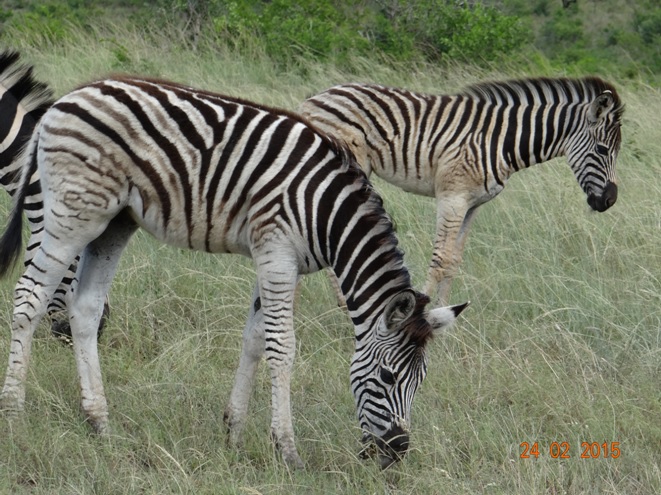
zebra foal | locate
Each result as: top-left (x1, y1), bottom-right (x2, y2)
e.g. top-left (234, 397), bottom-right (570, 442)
top-left (300, 77), bottom-right (624, 304)
top-left (0, 75), bottom-right (467, 469)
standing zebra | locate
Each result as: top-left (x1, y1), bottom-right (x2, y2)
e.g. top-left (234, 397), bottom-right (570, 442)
top-left (0, 49), bottom-right (104, 341)
top-left (299, 78), bottom-right (624, 304)
top-left (0, 75), bottom-right (467, 469)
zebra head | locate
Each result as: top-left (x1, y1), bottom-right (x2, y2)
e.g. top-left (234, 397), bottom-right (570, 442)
top-left (351, 289), bottom-right (468, 469)
top-left (567, 88), bottom-right (623, 213)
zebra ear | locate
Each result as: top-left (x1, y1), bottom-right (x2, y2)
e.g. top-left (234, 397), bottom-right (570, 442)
top-left (428, 301), bottom-right (469, 335)
top-left (588, 91), bottom-right (615, 124)
top-left (383, 289), bottom-right (417, 330)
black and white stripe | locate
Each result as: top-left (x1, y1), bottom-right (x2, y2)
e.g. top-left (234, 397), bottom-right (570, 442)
top-left (0, 50), bottom-right (109, 342)
top-left (300, 78), bottom-right (624, 304)
top-left (0, 74), bottom-right (466, 469)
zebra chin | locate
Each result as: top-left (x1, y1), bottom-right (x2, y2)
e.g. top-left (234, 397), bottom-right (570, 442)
top-left (359, 425), bottom-right (410, 469)
top-left (587, 181), bottom-right (618, 212)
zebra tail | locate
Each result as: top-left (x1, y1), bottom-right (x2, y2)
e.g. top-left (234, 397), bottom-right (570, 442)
top-left (0, 135), bottom-right (37, 278)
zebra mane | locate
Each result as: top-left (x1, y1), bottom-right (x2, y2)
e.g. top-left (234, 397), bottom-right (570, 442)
top-left (0, 50), bottom-right (54, 116)
top-left (461, 76), bottom-right (624, 122)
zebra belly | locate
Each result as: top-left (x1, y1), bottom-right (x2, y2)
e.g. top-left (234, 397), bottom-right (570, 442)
top-left (375, 169), bottom-right (435, 197)
top-left (125, 186), bottom-right (252, 256)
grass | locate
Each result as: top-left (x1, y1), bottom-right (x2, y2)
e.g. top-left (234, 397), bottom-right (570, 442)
top-left (1, 25), bottom-right (660, 494)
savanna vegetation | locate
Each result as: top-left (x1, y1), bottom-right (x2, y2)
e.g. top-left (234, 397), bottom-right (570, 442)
top-left (0, 1), bottom-right (660, 494)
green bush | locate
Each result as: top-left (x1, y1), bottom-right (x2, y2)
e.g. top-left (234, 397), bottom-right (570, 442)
top-left (371, 0), bottom-right (529, 64)
top-left (633, 7), bottom-right (661, 45)
top-left (257, 0), bottom-right (370, 63)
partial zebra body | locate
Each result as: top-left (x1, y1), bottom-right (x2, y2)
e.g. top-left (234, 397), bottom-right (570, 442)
top-left (300, 78), bottom-right (624, 304)
top-left (0, 75), bottom-right (467, 469)
top-left (0, 50), bottom-right (107, 342)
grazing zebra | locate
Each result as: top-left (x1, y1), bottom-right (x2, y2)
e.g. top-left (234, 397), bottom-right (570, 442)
top-left (0, 75), bottom-right (468, 469)
top-left (299, 77), bottom-right (624, 304)
top-left (0, 50), bottom-right (105, 342)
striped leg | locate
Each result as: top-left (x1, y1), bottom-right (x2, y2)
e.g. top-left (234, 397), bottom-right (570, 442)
top-left (23, 220), bottom-right (108, 344)
top-left (224, 285), bottom-right (264, 446)
top-left (227, 256), bottom-right (303, 468)
top-left (67, 216), bottom-right (137, 433)
top-left (0, 239), bottom-right (83, 413)
top-left (259, 262), bottom-right (302, 469)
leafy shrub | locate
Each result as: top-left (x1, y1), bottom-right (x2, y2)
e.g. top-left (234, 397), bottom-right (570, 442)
top-left (633, 8), bottom-right (661, 45)
top-left (372, 0), bottom-right (529, 64)
top-left (539, 7), bottom-right (585, 52)
top-left (208, 0), bottom-right (371, 66)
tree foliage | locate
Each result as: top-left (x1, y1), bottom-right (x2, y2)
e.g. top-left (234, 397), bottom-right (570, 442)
top-left (1, 0), bottom-right (660, 79)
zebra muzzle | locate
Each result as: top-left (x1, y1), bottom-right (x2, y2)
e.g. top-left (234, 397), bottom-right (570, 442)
top-left (587, 181), bottom-right (618, 212)
top-left (359, 425), bottom-right (410, 469)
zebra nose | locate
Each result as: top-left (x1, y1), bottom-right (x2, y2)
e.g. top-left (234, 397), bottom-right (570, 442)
top-left (375, 424), bottom-right (410, 469)
top-left (587, 181), bottom-right (617, 212)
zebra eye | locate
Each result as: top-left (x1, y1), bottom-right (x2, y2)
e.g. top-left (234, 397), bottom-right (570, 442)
top-left (596, 144), bottom-right (609, 156)
top-left (379, 366), bottom-right (397, 385)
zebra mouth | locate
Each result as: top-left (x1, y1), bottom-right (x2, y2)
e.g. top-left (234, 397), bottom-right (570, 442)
top-left (359, 426), bottom-right (410, 469)
top-left (587, 181), bottom-right (618, 212)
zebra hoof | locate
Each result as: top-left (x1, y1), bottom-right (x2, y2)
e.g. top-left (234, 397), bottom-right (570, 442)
top-left (223, 408), bottom-right (245, 448)
top-left (86, 417), bottom-right (110, 435)
top-left (282, 450), bottom-right (305, 470)
top-left (271, 431), bottom-right (305, 469)
top-left (82, 408), bottom-right (110, 435)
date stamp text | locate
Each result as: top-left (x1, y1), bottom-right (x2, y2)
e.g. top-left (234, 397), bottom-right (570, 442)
top-left (520, 441), bottom-right (621, 459)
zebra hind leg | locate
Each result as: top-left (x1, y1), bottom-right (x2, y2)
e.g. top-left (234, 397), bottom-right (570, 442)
top-left (66, 214), bottom-right (137, 433)
top-left (49, 258), bottom-right (110, 346)
top-left (0, 243), bottom-right (84, 414)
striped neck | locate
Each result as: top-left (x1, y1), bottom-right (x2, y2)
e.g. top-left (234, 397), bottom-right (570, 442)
top-left (319, 163), bottom-right (413, 334)
top-left (499, 100), bottom-right (582, 172)
top-left (459, 77), bottom-right (613, 173)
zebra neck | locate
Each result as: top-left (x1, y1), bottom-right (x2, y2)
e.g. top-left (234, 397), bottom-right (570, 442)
top-left (501, 102), bottom-right (580, 172)
top-left (331, 252), bottom-right (412, 331)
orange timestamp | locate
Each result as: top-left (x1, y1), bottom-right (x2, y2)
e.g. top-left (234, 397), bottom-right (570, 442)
top-left (520, 441), bottom-right (621, 459)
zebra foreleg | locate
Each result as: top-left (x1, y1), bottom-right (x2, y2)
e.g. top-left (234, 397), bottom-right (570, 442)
top-left (258, 257), bottom-right (304, 469)
top-left (224, 285), bottom-right (264, 447)
top-left (67, 216), bottom-right (137, 434)
top-left (264, 308), bottom-right (303, 465)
